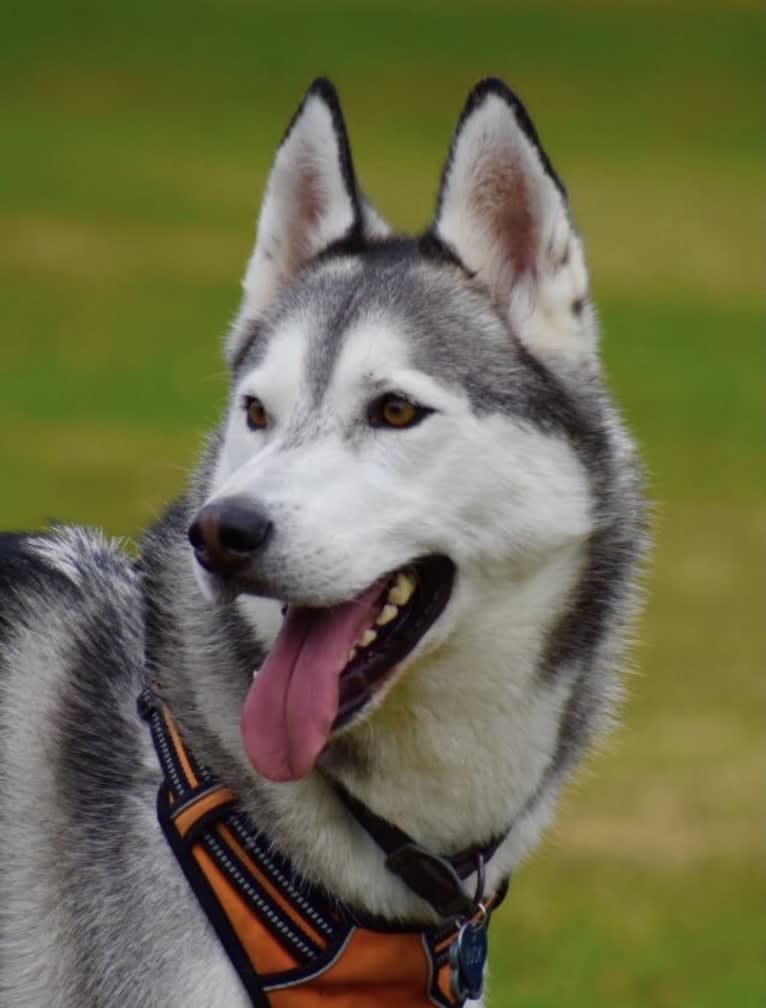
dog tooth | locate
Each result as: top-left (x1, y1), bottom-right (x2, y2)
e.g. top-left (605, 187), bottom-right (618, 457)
top-left (347, 647), bottom-right (358, 663)
top-left (359, 628), bottom-right (377, 648)
top-left (388, 572), bottom-right (415, 606)
top-left (376, 603), bottom-right (399, 626)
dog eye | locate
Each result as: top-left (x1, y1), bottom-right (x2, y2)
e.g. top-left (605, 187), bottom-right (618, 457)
top-left (243, 396), bottom-right (269, 430)
top-left (367, 394), bottom-right (431, 430)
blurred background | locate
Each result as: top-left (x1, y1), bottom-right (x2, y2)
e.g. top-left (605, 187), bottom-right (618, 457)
top-left (2, 1), bottom-right (762, 1004)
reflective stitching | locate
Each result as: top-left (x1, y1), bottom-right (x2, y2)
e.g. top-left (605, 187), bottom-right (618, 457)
top-left (146, 696), bottom-right (333, 949)
top-left (150, 709), bottom-right (185, 794)
top-left (230, 814), bottom-right (335, 937)
top-left (261, 929), bottom-right (356, 992)
top-left (206, 834), bottom-right (319, 960)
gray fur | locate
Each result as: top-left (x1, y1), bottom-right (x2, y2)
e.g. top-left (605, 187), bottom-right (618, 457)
top-left (228, 238), bottom-right (645, 824)
top-left (0, 79), bottom-right (646, 1007)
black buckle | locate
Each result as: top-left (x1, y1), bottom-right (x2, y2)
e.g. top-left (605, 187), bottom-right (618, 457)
top-left (385, 843), bottom-right (474, 920)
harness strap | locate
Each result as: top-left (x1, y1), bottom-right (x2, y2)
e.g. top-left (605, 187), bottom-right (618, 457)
top-left (138, 687), bottom-right (500, 1007)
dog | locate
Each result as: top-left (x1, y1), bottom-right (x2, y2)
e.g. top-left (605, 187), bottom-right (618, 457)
top-left (0, 78), bottom-right (645, 1007)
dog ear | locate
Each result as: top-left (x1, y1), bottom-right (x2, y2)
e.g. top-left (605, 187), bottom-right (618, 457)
top-left (431, 79), bottom-right (596, 368)
top-left (227, 79), bottom-right (391, 366)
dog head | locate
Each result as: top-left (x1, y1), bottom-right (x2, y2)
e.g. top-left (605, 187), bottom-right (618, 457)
top-left (187, 81), bottom-right (640, 852)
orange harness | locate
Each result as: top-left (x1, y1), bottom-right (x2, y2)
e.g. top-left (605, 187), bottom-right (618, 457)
top-left (139, 689), bottom-right (504, 1007)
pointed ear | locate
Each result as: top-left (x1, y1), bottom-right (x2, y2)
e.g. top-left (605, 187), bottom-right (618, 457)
top-left (432, 79), bottom-right (596, 367)
top-left (227, 79), bottom-right (392, 366)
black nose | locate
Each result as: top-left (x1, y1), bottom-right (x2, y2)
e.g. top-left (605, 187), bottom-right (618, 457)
top-left (188, 497), bottom-right (273, 576)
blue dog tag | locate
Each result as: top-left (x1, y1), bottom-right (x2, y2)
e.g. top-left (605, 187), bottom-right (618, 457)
top-left (449, 919), bottom-right (488, 1002)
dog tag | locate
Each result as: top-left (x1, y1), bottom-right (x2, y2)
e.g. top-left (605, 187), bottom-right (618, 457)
top-left (449, 919), bottom-right (488, 1002)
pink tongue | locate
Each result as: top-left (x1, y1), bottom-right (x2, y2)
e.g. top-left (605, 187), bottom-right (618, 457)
top-left (241, 583), bottom-right (384, 782)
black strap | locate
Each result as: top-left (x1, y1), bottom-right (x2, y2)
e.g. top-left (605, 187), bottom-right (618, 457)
top-left (333, 781), bottom-right (508, 920)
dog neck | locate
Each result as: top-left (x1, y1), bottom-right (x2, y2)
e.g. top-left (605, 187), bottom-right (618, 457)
top-left (149, 534), bottom-right (580, 922)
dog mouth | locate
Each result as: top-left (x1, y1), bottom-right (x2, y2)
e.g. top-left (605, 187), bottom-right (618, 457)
top-left (240, 555), bottom-right (455, 783)
top-left (335, 555), bottom-right (455, 730)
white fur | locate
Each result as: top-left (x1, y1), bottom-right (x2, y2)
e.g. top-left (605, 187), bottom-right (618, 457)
top-left (27, 526), bottom-right (125, 587)
top-left (203, 308), bottom-right (593, 908)
top-left (1, 80), bottom-right (645, 1008)
top-left (240, 94), bottom-right (355, 323)
top-left (1, 534), bottom-right (253, 1007)
top-left (228, 93), bottom-right (391, 368)
top-left (435, 91), bottom-right (596, 371)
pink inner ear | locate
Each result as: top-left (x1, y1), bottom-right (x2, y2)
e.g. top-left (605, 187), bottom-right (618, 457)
top-left (286, 156), bottom-right (325, 275)
top-left (470, 152), bottom-right (537, 282)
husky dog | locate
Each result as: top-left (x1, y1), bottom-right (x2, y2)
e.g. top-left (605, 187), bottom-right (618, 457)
top-left (0, 79), bottom-right (644, 1007)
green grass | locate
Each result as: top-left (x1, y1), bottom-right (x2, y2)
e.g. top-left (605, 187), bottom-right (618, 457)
top-left (2, 2), bottom-right (763, 1004)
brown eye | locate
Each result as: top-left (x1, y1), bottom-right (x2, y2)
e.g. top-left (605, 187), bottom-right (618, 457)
top-left (243, 396), bottom-right (268, 430)
top-left (368, 394), bottom-right (431, 430)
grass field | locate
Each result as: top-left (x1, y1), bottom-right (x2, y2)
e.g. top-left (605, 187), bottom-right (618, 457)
top-left (2, 2), bottom-right (763, 1005)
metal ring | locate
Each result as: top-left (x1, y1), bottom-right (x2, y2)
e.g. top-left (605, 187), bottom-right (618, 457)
top-left (471, 901), bottom-right (489, 928)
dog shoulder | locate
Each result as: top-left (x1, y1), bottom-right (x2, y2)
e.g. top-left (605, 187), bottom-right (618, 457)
top-left (0, 525), bottom-right (145, 687)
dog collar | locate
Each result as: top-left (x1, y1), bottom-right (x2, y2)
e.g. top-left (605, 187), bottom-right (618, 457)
top-left (138, 688), bottom-right (506, 1006)
top-left (332, 779), bottom-right (508, 920)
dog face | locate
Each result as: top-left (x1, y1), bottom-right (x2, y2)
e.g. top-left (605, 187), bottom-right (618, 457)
top-left (187, 80), bottom-right (627, 804)
top-left (208, 254), bottom-right (592, 606)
